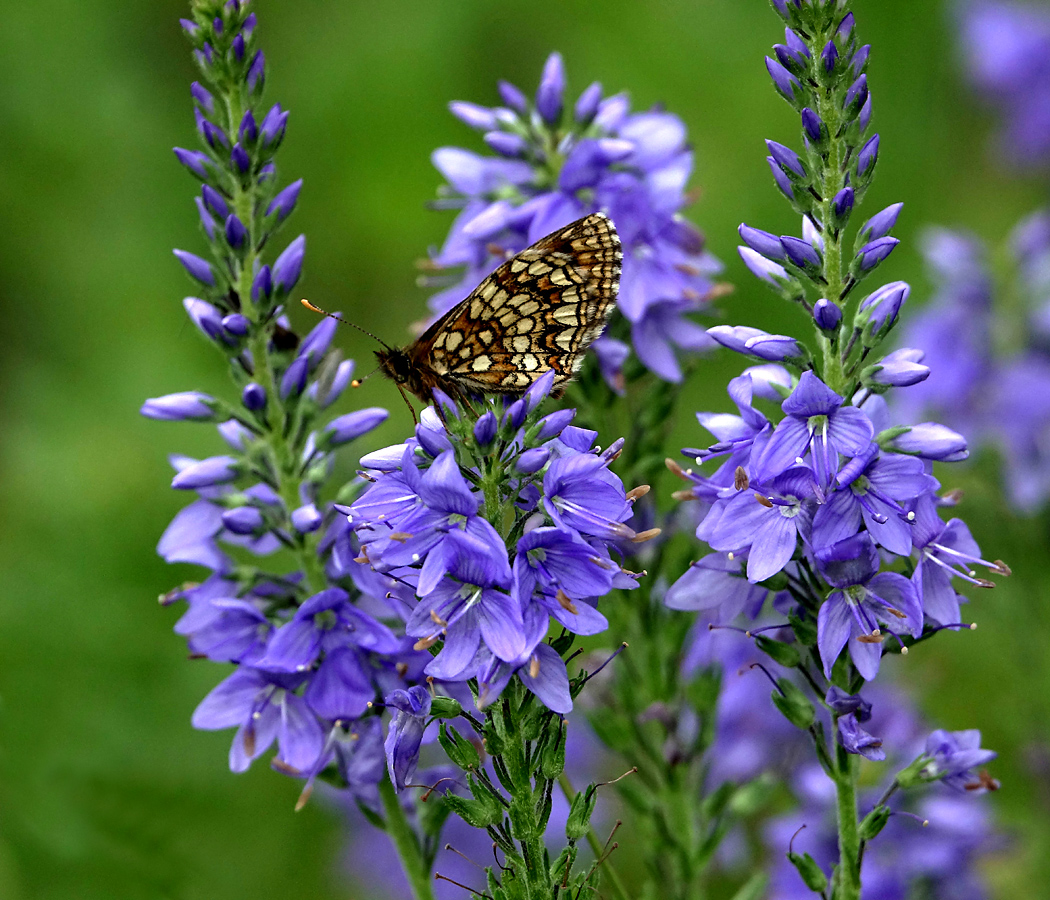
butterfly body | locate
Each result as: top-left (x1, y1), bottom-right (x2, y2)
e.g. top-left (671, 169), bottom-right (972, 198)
top-left (378, 212), bottom-right (621, 408)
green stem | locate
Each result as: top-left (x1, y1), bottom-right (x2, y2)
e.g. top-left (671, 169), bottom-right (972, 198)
top-left (379, 775), bottom-right (438, 900)
top-left (833, 748), bottom-right (862, 900)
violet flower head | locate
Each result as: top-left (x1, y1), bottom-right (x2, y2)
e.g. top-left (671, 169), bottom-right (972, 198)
top-left (427, 53), bottom-right (723, 384)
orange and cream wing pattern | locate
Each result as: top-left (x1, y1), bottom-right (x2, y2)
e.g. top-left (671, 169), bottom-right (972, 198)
top-left (416, 212), bottom-right (622, 395)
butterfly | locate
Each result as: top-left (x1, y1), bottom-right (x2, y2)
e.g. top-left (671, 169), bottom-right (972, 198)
top-left (304, 212), bottom-right (621, 416)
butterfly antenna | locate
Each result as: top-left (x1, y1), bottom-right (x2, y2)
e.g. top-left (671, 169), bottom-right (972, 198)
top-left (300, 299), bottom-right (393, 351)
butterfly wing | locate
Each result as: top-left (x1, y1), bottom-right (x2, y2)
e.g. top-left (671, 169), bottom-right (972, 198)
top-left (414, 212), bottom-right (622, 396)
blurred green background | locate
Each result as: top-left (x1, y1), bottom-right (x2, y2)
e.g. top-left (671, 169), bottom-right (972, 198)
top-left (1, 0), bottom-right (1047, 897)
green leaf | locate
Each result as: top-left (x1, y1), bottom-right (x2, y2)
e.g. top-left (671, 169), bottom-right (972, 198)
top-left (771, 678), bottom-right (815, 729)
top-left (756, 634), bottom-right (802, 667)
top-left (859, 804), bottom-right (891, 841)
top-left (565, 787), bottom-right (598, 841)
top-left (444, 793), bottom-right (501, 829)
top-left (438, 723), bottom-right (480, 770)
top-left (787, 851), bottom-right (828, 892)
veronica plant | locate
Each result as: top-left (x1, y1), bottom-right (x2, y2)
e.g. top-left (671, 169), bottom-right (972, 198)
top-left (147, 4), bottom-right (471, 898)
top-left (348, 372), bottom-right (654, 899)
top-left (664, 2), bottom-right (1004, 897)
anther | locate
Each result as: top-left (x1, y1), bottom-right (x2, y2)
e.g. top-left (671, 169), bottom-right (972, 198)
top-left (529, 655), bottom-right (540, 678)
top-left (350, 379), bottom-right (362, 388)
top-left (630, 527), bottom-right (661, 543)
top-left (414, 635), bottom-right (440, 651)
top-left (556, 589), bottom-right (578, 615)
top-left (734, 466), bottom-right (750, 490)
top-left (942, 488), bottom-right (964, 504)
top-left (672, 489), bottom-right (698, 501)
top-left (430, 609), bottom-right (449, 628)
top-left (857, 632), bottom-right (884, 644)
top-left (396, 662), bottom-right (409, 677)
top-left (992, 559), bottom-right (1012, 576)
top-left (755, 493), bottom-right (774, 508)
top-left (974, 578), bottom-right (996, 588)
top-left (626, 484), bottom-right (651, 502)
top-left (389, 532), bottom-right (412, 543)
top-left (665, 458), bottom-right (689, 480)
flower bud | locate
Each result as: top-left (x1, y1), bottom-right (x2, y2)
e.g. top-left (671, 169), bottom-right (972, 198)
top-left (242, 382), bottom-right (267, 411)
top-left (536, 52), bottom-right (565, 124)
top-left (280, 356), bottom-right (309, 399)
top-left (173, 249), bottom-right (216, 286)
top-left (184, 297), bottom-right (224, 340)
top-left (739, 224), bottom-right (788, 261)
top-left (272, 235), bottom-right (305, 294)
top-left (738, 247), bottom-right (791, 287)
top-left (780, 235), bottom-right (823, 271)
top-left (251, 264), bottom-right (273, 303)
top-left (201, 184), bottom-right (229, 218)
top-left (173, 147), bottom-right (211, 180)
top-left (515, 447), bottom-right (551, 474)
top-left (813, 298), bottom-right (842, 331)
top-left (864, 348), bottom-right (930, 388)
top-left (854, 236), bottom-right (899, 274)
top-left (449, 100), bottom-right (496, 131)
top-left (484, 131), bottom-right (527, 158)
top-left (885, 423), bottom-right (968, 462)
top-left (857, 133), bottom-right (880, 177)
top-left (574, 81), bottom-right (602, 124)
top-left (291, 503), bottom-right (323, 533)
top-left (856, 280), bottom-right (910, 336)
top-left (190, 81), bottom-right (215, 115)
top-left (266, 179), bottom-right (302, 222)
top-left (473, 411), bottom-right (498, 448)
top-left (172, 455), bottom-right (240, 490)
top-left (497, 79), bottom-right (528, 113)
top-left (323, 408), bottom-right (389, 446)
top-left (222, 505), bottom-right (264, 535)
top-left (859, 202), bottom-right (903, 242)
top-left (222, 313), bottom-right (250, 337)
top-left (140, 391), bottom-right (217, 421)
top-left (246, 50), bottom-right (265, 94)
top-left (765, 56), bottom-right (800, 103)
top-left (224, 214), bottom-right (247, 249)
top-left (231, 143), bottom-right (251, 174)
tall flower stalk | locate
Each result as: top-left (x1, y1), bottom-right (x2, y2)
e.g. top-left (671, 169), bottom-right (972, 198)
top-left (666, 2), bottom-right (1004, 898)
top-left (151, 4), bottom-right (447, 898)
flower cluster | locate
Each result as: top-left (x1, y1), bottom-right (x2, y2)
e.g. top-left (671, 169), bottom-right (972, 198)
top-left (425, 53), bottom-right (722, 385)
top-left (349, 371), bottom-right (646, 728)
top-left (961, 0), bottom-right (1050, 168)
top-left (148, 0), bottom-right (430, 810)
top-left (896, 215), bottom-right (1050, 511)
top-left (663, 4), bottom-right (1001, 896)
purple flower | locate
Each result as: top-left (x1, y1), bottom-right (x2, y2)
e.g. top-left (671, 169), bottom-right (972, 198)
top-left (262, 588), bottom-right (399, 673)
top-left (815, 534), bottom-right (922, 681)
top-left (812, 444), bottom-right (936, 555)
top-left (837, 712), bottom-right (885, 761)
top-left (922, 729), bottom-right (998, 793)
top-left (753, 371), bottom-right (874, 487)
top-left (909, 494), bottom-right (1005, 627)
top-left (192, 667), bottom-right (324, 773)
top-left (384, 686), bottom-right (432, 791)
top-left (697, 466), bottom-right (816, 583)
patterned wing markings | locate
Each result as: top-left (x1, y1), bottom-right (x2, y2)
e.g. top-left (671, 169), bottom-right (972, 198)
top-left (419, 212), bottom-right (622, 395)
